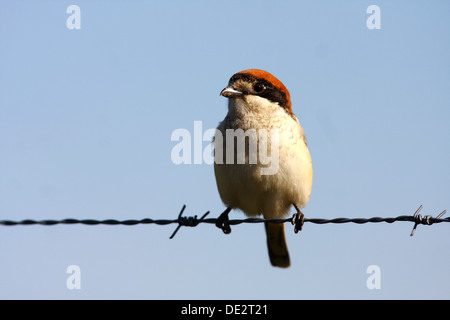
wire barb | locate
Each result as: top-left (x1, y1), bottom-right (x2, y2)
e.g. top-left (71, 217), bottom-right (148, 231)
top-left (169, 205), bottom-right (210, 239)
top-left (409, 205), bottom-right (447, 237)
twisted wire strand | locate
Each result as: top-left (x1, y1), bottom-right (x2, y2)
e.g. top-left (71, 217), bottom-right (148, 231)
top-left (0, 205), bottom-right (447, 238)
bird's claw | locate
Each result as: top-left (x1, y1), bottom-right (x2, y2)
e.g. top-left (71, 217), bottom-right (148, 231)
top-left (216, 208), bottom-right (232, 234)
top-left (292, 206), bottom-right (304, 233)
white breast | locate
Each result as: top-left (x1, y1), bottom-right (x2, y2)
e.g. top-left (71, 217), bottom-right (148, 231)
top-left (214, 96), bottom-right (313, 219)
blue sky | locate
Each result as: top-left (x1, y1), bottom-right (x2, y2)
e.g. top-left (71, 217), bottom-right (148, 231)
top-left (0, 1), bottom-right (449, 299)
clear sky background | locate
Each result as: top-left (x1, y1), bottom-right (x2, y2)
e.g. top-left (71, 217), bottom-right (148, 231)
top-left (0, 1), bottom-right (449, 299)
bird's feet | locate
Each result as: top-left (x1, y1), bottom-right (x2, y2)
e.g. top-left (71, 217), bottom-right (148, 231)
top-left (292, 204), bottom-right (304, 233)
top-left (216, 207), bottom-right (232, 234)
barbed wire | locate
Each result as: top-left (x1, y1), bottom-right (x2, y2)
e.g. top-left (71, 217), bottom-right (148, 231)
top-left (0, 205), bottom-right (447, 238)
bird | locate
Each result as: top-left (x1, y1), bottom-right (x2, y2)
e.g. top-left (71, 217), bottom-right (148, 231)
top-left (213, 69), bottom-right (313, 268)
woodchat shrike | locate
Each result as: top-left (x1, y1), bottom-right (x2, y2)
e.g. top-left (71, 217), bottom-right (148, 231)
top-left (214, 69), bottom-right (313, 268)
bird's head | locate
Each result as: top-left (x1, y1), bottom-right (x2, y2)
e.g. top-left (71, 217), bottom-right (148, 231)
top-left (220, 69), bottom-right (293, 116)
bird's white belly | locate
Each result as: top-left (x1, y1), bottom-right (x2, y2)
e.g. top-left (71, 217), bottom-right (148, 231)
top-left (214, 108), bottom-right (312, 219)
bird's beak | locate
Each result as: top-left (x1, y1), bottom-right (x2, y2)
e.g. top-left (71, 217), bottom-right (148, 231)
top-left (220, 86), bottom-right (243, 98)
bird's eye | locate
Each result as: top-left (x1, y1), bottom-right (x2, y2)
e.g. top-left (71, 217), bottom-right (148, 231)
top-left (253, 82), bottom-right (265, 93)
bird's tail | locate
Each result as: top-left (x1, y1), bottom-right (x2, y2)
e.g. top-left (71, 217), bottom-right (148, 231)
top-left (264, 222), bottom-right (290, 268)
